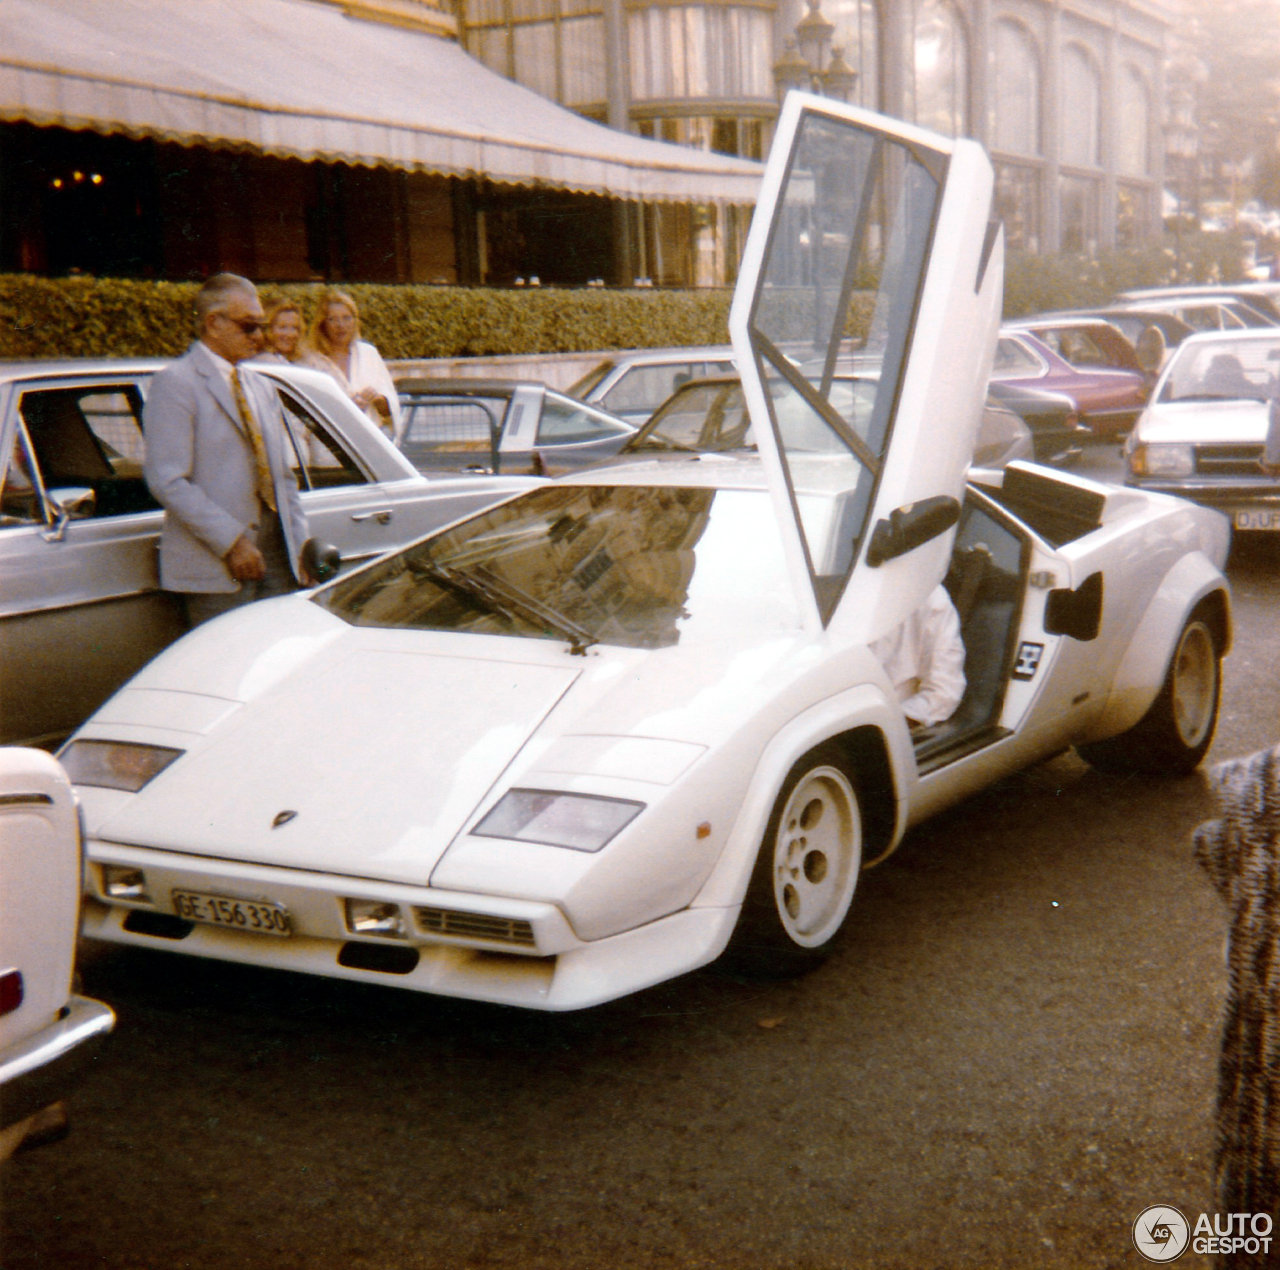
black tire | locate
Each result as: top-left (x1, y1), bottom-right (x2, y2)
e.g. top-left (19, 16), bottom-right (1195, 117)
top-left (1077, 613), bottom-right (1221, 776)
top-left (727, 743), bottom-right (863, 978)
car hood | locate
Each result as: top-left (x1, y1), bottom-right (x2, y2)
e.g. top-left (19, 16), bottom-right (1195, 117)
top-left (1138, 399), bottom-right (1272, 444)
top-left (93, 634), bottom-right (582, 884)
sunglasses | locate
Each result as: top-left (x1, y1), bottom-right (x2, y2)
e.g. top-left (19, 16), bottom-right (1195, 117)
top-left (218, 314), bottom-right (267, 336)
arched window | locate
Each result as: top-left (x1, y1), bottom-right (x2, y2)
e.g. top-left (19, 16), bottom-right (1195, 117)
top-left (1061, 43), bottom-right (1101, 168)
top-left (1118, 65), bottom-right (1150, 177)
top-left (828, 0), bottom-right (879, 112)
top-left (990, 19), bottom-right (1040, 156)
top-left (909, 0), bottom-right (969, 136)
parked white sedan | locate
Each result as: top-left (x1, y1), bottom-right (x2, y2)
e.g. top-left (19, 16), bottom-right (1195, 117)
top-left (0, 748), bottom-right (114, 1159)
top-left (1125, 329), bottom-right (1280, 531)
top-left (65, 97), bottom-right (1231, 1011)
top-left (0, 360), bottom-right (533, 746)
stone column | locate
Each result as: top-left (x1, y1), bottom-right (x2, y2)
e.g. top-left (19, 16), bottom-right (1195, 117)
top-left (1043, 0), bottom-right (1062, 252)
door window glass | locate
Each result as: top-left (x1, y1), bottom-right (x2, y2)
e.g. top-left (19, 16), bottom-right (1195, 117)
top-left (1, 426), bottom-right (42, 525)
top-left (602, 364), bottom-right (697, 415)
top-left (745, 111), bottom-right (945, 619)
top-left (990, 337), bottom-right (1044, 377)
top-left (278, 390), bottom-right (367, 489)
top-left (537, 396), bottom-right (632, 444)
top-left (18, 384), bottom-right (157, 519)
top-left (399, 399), bottom-right (501, 469)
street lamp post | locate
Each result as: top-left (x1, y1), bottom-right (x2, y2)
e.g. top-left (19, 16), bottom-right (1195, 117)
top-left (773, 0), bottom-right (857, 104)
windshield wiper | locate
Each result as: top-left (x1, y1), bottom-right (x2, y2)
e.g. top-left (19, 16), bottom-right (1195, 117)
top-left (412, 556), bottom-right (596, 654)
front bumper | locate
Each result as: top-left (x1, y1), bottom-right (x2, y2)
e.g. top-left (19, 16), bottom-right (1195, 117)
top-left (0, 995), bottom-right (116, 1130)
top-left (82, 842), bottom-right (738, 1012)
top-left (1125, 478), bottom-right (1280, 526)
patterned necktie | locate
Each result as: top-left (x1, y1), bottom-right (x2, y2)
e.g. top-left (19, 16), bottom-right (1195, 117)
top-left (229, 367), bottom-right (277, 514)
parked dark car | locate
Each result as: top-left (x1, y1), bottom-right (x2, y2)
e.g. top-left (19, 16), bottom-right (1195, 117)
top-left (991, 328), bottom-right (1149, 436)
top-left (985, 380), bottom-right (1090, 465)
top-left (396, 379), bottom-right (635, 474)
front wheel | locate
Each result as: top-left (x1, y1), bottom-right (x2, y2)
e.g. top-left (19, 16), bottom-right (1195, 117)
top-left (728, 744), bottom-right (863, 978)
top-left (1077, 614), bottom-right (1221, 775)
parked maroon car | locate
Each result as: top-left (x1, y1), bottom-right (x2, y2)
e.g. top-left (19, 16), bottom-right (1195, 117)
top-left (991, 326), bottom-right (1148, 437)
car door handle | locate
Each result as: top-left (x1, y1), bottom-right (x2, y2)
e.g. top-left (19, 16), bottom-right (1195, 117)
top-left (350, 509), bottom-right (393, 525)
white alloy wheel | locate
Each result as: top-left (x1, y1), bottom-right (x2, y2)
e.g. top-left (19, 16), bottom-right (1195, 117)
top-left (768, 763), bottom-right (862, 949)
top-left (1168, 620), bottom-right (1216, 750)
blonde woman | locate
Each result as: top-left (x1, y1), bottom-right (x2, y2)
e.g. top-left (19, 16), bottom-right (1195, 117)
top-left (258, 299), bottom-right (309, 364)
top-left (308, 290), bottom-right (403, 441)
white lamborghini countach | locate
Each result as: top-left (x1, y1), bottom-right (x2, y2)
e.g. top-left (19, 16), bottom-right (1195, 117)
top-left (64, 96), bottom-right (1231, 1010)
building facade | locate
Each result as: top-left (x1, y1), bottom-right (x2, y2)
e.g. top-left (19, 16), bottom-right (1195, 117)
top-left (461, 0), bottom-right (1178, 255)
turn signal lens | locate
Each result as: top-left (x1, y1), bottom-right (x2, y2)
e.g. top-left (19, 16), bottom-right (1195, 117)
top-left (102, 866), bottom-right (152, 904)
top-left (61, 740), bottom-right (183, 792)
top-left (344, 899), bottom-right (406, 938)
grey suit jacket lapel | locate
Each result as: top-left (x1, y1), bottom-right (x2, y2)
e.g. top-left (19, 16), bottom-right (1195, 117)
top-left (192, 343), bottom-right (248, 439)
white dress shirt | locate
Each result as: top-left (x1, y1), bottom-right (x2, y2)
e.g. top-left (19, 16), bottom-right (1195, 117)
top-left (869, 584), bottom-right (967, 727)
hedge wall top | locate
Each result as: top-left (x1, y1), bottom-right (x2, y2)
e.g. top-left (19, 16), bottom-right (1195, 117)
top-left (0, 0), bottom-right (763, 205)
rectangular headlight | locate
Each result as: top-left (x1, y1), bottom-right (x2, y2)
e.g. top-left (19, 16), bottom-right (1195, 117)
top-left (1129, 442), bottom-right (1194, 478)
top-left (61, 740), bottom-right (183, 792)
top-left (473, 789), bottom-right (644, 852)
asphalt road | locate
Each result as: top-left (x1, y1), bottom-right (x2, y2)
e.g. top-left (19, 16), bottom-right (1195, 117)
top-left (4, 442), bottom-right (1276, 1270)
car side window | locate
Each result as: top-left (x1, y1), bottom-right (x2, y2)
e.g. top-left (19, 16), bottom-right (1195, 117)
top-left (277, 390), bottom-right (367, 490)
top-left (991, 338), bottom-right (1043, 377)
top-left (602, 364), bottom-right (696, 415)
top-left (399, 399), bottom-right (501, 468)
top-left (17, 384), bottom-right (158, 519)
top-left (537, 396), bottom-right (631, 444)
top-left (1, 426), bottom-right (42, 526)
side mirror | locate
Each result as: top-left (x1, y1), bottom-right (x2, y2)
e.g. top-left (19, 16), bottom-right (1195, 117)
top-left (1045, 570), bottom-right (1103, 642)
top-left (41, 487), bottom-right (96, 542)
top-left (865, 495), bottom-right (961, 567)
top-left (48, 487), bottom-right (96, 519)
top-left (300, 538), bottom-right (342, 584)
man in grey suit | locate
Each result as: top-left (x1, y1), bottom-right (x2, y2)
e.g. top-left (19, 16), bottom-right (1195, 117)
top-left (145, 273), bottom-right (313, 627)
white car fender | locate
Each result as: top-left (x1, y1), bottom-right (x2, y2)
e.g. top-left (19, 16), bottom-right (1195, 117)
top-left (1075, 550), bottom-right (1229, 745)
top-left (690, 682), bottom-right (912, 911)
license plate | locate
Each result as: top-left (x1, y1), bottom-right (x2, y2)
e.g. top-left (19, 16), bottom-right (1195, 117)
top-left (171, 889), bottom-right (291, 936)
top-left (1233, 507), bottom-right (1280, 530)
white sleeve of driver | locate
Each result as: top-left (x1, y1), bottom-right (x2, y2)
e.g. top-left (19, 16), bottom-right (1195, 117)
top-left (899, 585), bottom-right (967, 727)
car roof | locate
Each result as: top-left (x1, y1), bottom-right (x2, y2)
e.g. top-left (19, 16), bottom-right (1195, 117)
top-left (397, 379), bottom-right (525, 395)
top-left (0, 357), bottom-right (167, 380)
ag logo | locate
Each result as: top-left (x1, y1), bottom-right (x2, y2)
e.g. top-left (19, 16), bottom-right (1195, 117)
top-left (1132, 1204), bottom-right (1190, 1263)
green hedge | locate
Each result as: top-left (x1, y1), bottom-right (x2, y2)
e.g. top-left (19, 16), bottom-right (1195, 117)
top-left (1002, 232), bottom-right (1251, 318)
top-left (0, 276), bottom-right (737, 361)
top-left (0, 232), bottom-right (1254, 360)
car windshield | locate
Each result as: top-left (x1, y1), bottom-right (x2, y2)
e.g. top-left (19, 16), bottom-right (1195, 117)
top-left (1159, 337), bottom-right (1280, 403)
top-left (314, 484), bottom-right (802, 650)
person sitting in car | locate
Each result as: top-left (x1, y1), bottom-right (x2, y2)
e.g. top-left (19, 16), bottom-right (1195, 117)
top-left (870, 584), bottom-right (967, 729)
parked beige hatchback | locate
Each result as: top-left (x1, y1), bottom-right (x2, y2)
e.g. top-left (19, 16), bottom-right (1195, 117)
top-left (0, 359), bottom-right (535, 746)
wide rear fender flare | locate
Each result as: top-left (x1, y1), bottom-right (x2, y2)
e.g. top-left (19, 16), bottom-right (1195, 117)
top-left (690, 683), bottom-right (912, 911)
top-left (1076, 551), bottom-right (1231, 745)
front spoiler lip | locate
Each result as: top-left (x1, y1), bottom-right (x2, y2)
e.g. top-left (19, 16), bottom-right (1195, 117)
top-left (0, 995), bottom-right (116, 1130)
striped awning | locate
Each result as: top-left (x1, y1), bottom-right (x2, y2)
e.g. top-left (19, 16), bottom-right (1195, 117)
top-left (0, 0), bottom-right (764, 204)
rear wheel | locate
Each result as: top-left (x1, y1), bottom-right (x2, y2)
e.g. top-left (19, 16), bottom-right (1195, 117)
top-left (728, 744), bottom-right (863, 977)
top-left (1077, 613), bottom-right (1220, 775)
